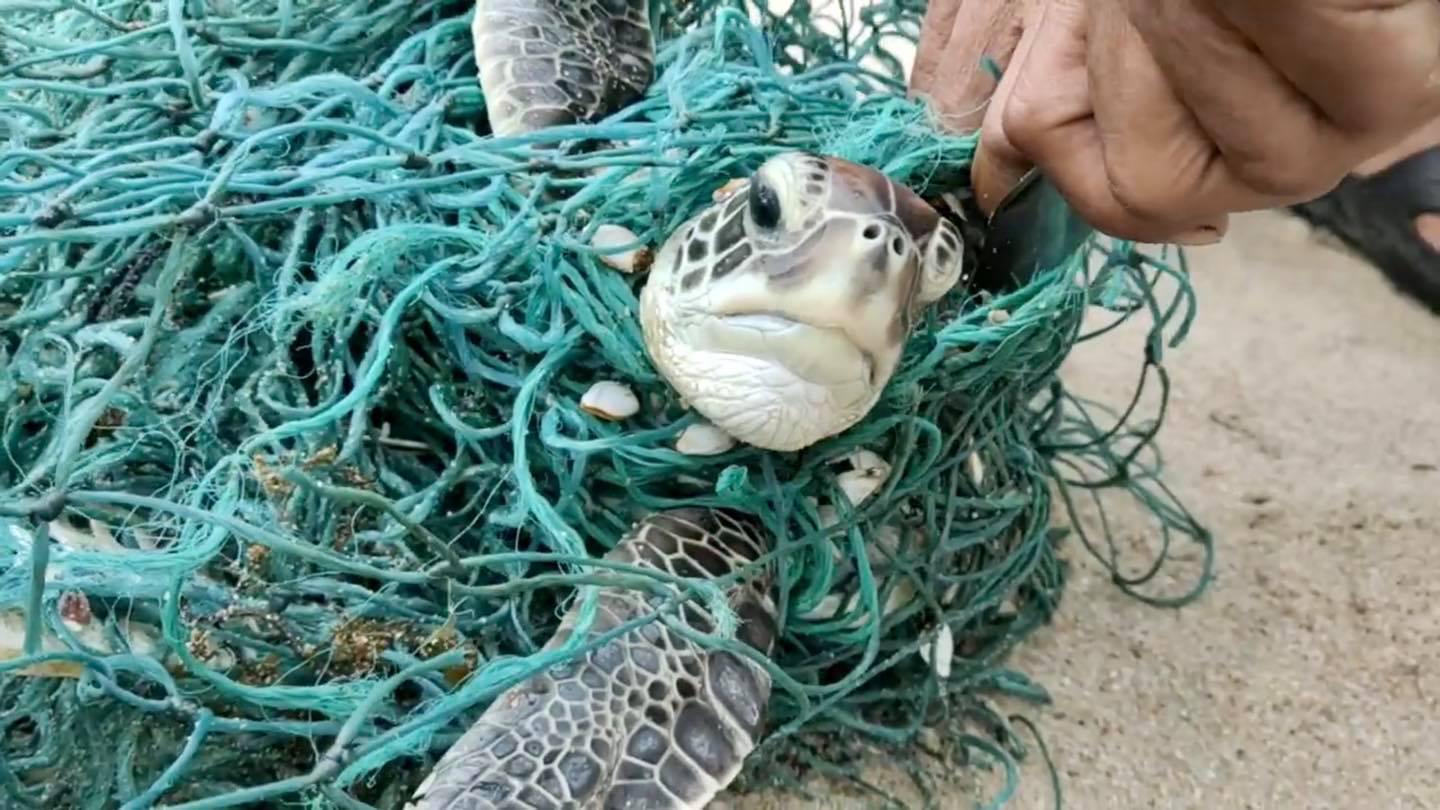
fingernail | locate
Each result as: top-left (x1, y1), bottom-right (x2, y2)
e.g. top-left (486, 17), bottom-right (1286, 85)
top-left (1171, 224), bottom-right (1226, 246)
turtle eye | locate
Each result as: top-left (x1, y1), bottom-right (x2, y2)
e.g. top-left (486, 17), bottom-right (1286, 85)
top-left (748, 179), bottom-right (782, 230)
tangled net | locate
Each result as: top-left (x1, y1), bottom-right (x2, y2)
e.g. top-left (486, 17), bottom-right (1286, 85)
top-left (0, 1), bottom-right (1213, 808)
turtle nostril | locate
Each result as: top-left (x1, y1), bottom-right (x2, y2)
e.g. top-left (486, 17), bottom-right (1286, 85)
top-left (890, 236), bottom-right (905, 256)
top-left (862, 224), bottom-right (882, 240)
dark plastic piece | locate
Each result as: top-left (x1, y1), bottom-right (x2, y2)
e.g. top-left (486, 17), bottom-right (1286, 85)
top-left (974, 169), bottom-right (1095, 293)
top-left (1288, 146), bottom-right (1440, 315)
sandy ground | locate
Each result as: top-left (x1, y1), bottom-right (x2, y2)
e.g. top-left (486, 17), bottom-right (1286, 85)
top-left (730, 210), bottom-right (1440, 809)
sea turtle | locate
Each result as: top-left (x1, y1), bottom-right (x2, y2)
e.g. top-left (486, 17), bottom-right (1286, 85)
top-left (405, 9), bottom-right (968, 808)
top-left (404, 153), bottom-right (967, 808)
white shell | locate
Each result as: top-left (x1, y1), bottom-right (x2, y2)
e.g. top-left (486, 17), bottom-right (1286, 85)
top-left (203, 644), bottom-right (237, 671)
top-left (816, 504), bottom-right (838, 528)
top-left (590, 224), bottom-right (647, 273)
top-left (847, 449), bottom-right (888, 472)
top-left (919, 624), bottom-right (955, 679)
top-left (580, 381), bottom-right (639, 421)
top-left (881, 577), bottom-right (919, 619)
top-left (836, 450), bottom-right (892, 506)
top-left (798, 593), bottom-right (846, 621)
top-left (675, 422), bottom-right (735, 456)
top-left (797, 579), bottom-right (918, 626)
top-left (867, 523), bottom-right (902, 567)
top-left (966, 451), bottom-right (985, 487)
top-left (987, 308), bottom-right (1011, 325)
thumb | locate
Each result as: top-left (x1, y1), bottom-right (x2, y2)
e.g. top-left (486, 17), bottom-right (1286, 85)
top-left (970, 105), bottom-right (1033, 217)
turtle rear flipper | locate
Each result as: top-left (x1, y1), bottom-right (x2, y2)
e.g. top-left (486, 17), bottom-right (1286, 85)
top-left (408, 508), bottom-right (777, 810)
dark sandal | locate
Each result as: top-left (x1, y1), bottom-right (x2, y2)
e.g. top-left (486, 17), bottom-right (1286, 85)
top-left (1287, 146), bottom-right (1440, 315)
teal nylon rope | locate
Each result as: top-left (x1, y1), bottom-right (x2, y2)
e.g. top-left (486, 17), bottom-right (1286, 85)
top-left (0, 1), bottom-right (1213, 807)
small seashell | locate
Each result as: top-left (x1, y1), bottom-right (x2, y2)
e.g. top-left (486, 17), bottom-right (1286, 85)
top-left (919, 624), bottom-right (954, 679)
top-left (712, 178), bottom-right (747, 202)
top-left (675, 422), bottom-right (735, 456)
top-left (837, 471), bottom-right (883, 506)
top-left (580, 381), bottom-right (639, 421)
top-left (816, 504), bottom-right (839, 529)
top-left (942, 583), bottom-right (961, 606)
top-left (866, 523), bottom-right (903, 568)
top-left (881, 577), bottom-right (919, 618)
top-left (966, 451), bottom-right (985, 487)
top-left (798, 593), bottom-right (846, 621)
top-left (590, 224), bottom-right (649, 273)
top-left (836, 450), bottom-right (892, 506)
top-left (987, 308), bottom-right (1011, 325)
top-left (846, 448), bottom-right (886, 470)
top-left (205, 645), bottom-right (237, 671)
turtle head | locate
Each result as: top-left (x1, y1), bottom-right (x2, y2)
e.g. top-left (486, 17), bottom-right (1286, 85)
top-left (639, 151), bottom-right (968, 451)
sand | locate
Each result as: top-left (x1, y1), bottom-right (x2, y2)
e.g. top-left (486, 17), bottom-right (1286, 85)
top-left (729, 209), bottom-right (1440, 809)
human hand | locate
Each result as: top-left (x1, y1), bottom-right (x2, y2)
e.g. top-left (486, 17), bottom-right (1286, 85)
top-left (910, 0), bottom-right (1036, 134)
top-left (911, 0), bottom-right (1440, 246)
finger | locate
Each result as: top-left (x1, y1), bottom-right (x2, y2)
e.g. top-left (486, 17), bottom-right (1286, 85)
top-left (1126, 0), bottom-right (1354, 203)
top-left (911, 0), bottom-right (964, 96)
top-left (1082, 1), bottom-right (1234, 239)
top-left (967, 27), bottom-right (1036, 213)
top-left (1215, 0), bottom-right (1440, 137)
top-left (971, 0), bottom-right (1090, 216)
top-left (926, 0), bottom-right (1031, 132)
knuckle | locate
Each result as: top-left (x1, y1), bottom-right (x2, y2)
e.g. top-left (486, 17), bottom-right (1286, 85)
top-left (1230, 152), bottom-right (1339, 201)
top-left (1105, 169), bottom-right (1181, 225)
top-left (999, 93), bottom-right (1047, 151)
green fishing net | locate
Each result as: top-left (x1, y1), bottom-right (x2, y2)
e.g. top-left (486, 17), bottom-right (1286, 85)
top-left (0, 0), bottom-right (1213, 807)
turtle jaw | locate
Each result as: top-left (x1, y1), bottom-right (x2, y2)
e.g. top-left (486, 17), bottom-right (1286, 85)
top-left (639, 288), bottom-right (886, 452)
top-left (706, 311), bottom-right (879, 391)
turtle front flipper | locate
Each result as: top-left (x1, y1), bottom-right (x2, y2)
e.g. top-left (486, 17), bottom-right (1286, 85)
top-left (407, 508), bottom-right (777, 810)
top-left (472, 0), bottom-right (656, 137)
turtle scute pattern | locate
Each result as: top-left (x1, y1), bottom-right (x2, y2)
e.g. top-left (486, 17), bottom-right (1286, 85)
top-left (472, 0), bottom-right (655, 136)
top-left (406, 508), bottom-right (778, 810)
